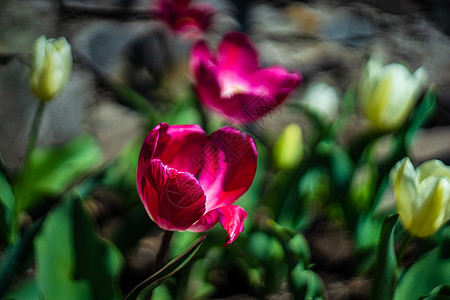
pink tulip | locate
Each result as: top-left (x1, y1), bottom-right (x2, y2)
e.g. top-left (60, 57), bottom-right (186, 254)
top-left (190, 31), bottom-right (302, 124)
top-left (151, 0), bottom-right (217, 38)
top-left (137, 122), bottom-right (257, 245)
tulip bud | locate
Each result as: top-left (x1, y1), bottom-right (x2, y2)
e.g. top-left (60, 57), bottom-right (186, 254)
top-left (273, 123), bottom-right (303, 169)
top-left (29, 35), bottom-right (72, 102)
top-left (302, 82), bottom-right (340, 123)
top-left (390, 157), bottom-right (450, 237)
top-left (359, 57), bottom-right (427, 131)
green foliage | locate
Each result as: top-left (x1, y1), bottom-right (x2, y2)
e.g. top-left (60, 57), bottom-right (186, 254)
top-left (395, 248), bottom-right (450, 300)
top-left (0, 172), bottom-right (16, 243)
top-left (2, 279), bottom-right (39, 300)
top-left (420, 285), bottom-right (450, 300)
top-left (14, 135), bottom-right (102, 211)
top-left (0, 218), bottom-right (44, 298)
top-left (34, 195), bottom-right (123, 300)
top-left (370, 214), bottom-right (399, 300)
top-left (125, 234), bottom-right (206, 300)
top-left (265, 220), bottom-right (325, 299)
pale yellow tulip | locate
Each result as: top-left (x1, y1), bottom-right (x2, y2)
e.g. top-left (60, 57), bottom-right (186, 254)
top-left (390, 158), bottom-right (450, 237)
top-left (30, 36), bottom-right (72, 101)
top-left (359, 58), bottom-right (427, 131)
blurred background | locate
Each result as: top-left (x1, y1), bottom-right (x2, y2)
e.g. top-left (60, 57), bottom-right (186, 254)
top-left (1, 0), bottom-right (450, 299)
top-left (1, 0), bottom-right (449, 170)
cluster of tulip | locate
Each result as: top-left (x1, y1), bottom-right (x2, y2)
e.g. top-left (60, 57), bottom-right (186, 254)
top-left (1, 0), bottom-right (449, 299)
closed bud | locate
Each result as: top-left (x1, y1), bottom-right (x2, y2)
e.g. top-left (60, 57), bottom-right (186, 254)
top-left (390, 157), bottom-right (450, 237)
top-left (302, 82), bottom-right (340, 123)
top-left (273, 123), bottom-right (303, 169)
top-left (29, 36), bottom-right (72, 101)
top-left (359, 57), bottom-right (427, 131)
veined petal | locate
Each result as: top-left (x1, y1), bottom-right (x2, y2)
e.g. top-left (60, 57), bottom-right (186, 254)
top-left (140, 159), bottom-right (206, 231)
top-left (137, 123), bottom-right (208, 196)
top-left (218, 32), bottom-right (258, 76)
top-left (198, 127), bottom-right (257, 211)
top-left (188, 205), bottom-right (247, 246)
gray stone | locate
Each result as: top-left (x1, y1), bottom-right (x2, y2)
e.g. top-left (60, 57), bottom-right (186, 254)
top-left (0, 0), bottom-right (57, 55)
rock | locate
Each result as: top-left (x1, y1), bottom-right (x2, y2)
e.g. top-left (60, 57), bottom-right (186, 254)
top-left (409, 126), bottom-right (450, 164)
top-left (0, 0), bottom-right (57, 55)
top-left (74, 21), bottom-right (153, 82)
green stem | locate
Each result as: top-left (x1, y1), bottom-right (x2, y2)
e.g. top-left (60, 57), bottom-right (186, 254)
top-left (23, 101), bottom-right (46, 172)
top-left (12, 101), bottom-right (45, 242)
top-left (154, 230), bottom-right (174, 272)
top-left (145, 230), bottom-right (173, 299)
top-left (397, 232), bottom-right (413, 263)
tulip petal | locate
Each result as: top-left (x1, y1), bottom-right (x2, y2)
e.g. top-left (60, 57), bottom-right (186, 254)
top-left (152, 0), bottom-right (215, 35)
top-left (189, 205), bottom-right (247, 245)
top-left (417, 159), bottom-right (450, 182)
top-left (190, 40), bottom-right (214, 75)
top-left (188, 2), bottom-right (217, 31)
top-left (413, 177), bottom-right (449, 236)
top-left (137, 123), bottom-right (208, 196)
top-left (249, 66), bottom-right (302, 100)
top-left (390, 158), bottom-right (419, 230)
top-left (140, 159), bottom-right (206, 231)
top-left (232, 93), bottom-right (283, 123)
top-left (198, 127), bottom-right (257, 211)
top-left (191, 50), bottom-right (222, 109)
top-left (218, 32), bottom-right (258, 76)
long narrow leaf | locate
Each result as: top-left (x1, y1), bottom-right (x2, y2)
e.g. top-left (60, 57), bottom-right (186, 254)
top-left (0, 172), bottom-right (16, 244)
top-left (370, 214), bottom-right (399, 300)
top-left (0, 218), bottom-right (44, 298)
top-left (125, 233), bottom-right (207, 300)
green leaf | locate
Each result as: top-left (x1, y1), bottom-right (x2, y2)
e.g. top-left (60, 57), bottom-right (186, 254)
top-left (72, 195), bottom-right (124, 299)
top-left (420, 284), bottom-right (450, 299)
top-left (264, 220), bottom-right (324, 299)
top-left (370, 214), bottom-right (399, 300)
top-left (114, 84), bottom-right (157, 124)
top-left (0, 172), bottom-right (16, 244)
top-left (14, 135), bottom-right (102, 211)
top-left (125, 233), bottom-right (207, 300)
top-left (394, 249), bottom-right (450, 300)
top-left (264, 220), bottom-right (310, 266)
top-left (0, 218), bottom-right (44, 298)
top-left (2, 279), bottom-right (39, 300)
top-left (34, 195), bottom-right (123, 300)
top-left (291, 263), bottom-right (326, 300)
top-left (403, 86), bottom-right (437, 148)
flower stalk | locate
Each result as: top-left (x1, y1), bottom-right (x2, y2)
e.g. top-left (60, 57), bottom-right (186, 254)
top-left (22, 101), bottom-right (46, 173)
top-left (396, 232), bottom-right (413, 263)
top-left (154, 230), bottom-right (174, 271)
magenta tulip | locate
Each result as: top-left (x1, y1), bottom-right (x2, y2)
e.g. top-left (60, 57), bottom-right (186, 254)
top-left (151, 0), bottom-right (217, 38)
top-left (190, 31), bottom-right (302, 124)
top-left (137, 122), bottom-right (257, 245)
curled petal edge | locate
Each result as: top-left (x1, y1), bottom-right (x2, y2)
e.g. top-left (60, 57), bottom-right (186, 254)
top-left (188, 205), bottom-right (247, 246)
